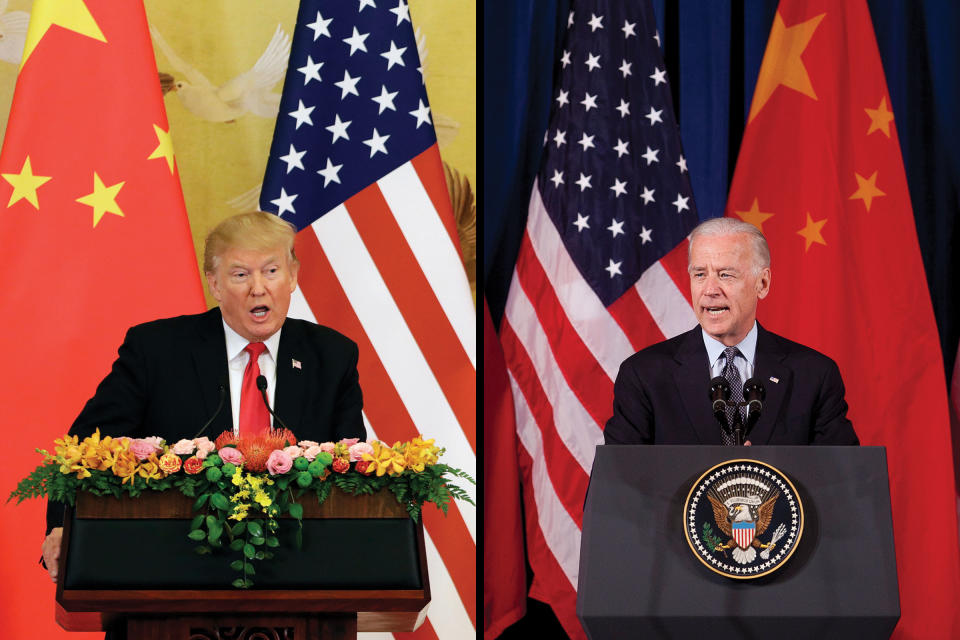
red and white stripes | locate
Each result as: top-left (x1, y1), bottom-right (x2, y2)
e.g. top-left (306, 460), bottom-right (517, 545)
top-left (500, 180), bottom-right (697, 638)
top-left (288, 145), bottom-right (475, 639)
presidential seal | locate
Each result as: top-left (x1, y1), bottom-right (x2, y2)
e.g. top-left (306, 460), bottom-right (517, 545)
top-left (683, 459), bottom-right (803, 579)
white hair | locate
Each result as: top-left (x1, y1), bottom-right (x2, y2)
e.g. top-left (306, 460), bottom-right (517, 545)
top-left (687, 217), bottom-right (770, 274)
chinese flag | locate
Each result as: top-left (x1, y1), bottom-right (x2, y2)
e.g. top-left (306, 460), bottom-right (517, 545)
top-left (727, 1), bottom-right (960, 637)
top-left (0, 1), bottom-right (205, 638)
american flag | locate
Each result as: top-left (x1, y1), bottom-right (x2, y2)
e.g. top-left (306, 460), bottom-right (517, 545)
top-left (259, 2), bottom-right (476, 638)
top-left (499, 0), bottom-right (698, 636)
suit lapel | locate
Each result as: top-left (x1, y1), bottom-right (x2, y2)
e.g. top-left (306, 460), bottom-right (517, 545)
top-left (192, 308), bottom-right (232, 432)
top-left (745, 324), bottom-right (790, 445)
top-left (275, 319), bottom-right (306, 433)
top-left (672, 328), bottom-right (723, 444)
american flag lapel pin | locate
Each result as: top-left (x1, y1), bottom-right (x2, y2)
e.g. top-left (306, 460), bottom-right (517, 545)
top-left (292, 358), bottom-right (302, 370)
top-left (769, 376), bottom-right (779, 384)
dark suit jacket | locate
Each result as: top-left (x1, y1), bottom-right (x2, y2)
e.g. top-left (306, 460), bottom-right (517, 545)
top-left (47, 307), bottom-right (364, 531)
top-left (603, 324), bottom-right (859, 446)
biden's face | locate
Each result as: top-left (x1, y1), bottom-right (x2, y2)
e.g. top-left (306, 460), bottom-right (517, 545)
top-left (205, 245), bottom-right (299, 343)
top-left (689, 233), bottom-right (770, 346)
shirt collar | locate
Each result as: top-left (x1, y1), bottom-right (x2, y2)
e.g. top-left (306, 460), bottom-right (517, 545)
top-left (701, 321), bottom-right (758, 366)
top-left (222, 320), bottom-right (282, 362)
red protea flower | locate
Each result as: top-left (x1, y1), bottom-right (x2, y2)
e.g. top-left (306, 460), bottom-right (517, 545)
top-left (211, 429), bottom-right (298, 473)
top-left (239, 440), bottom-right (272, 472)
top-left (214, 430), bottom-right (238, 450)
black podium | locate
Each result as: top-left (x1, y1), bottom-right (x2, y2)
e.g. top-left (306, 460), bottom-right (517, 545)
top-left (577, 446), bottom-right (899, 639)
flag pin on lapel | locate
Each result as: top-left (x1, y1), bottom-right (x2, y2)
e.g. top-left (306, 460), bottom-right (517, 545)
top-left (292, 358), bottom-right (302, 370)
top-left (769, 376), bottom-right (779, 384)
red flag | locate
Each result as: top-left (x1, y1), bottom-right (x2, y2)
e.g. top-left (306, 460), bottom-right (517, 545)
top-left (483, 299), bottom-right (525, 639)
top-left (727, 1), bottom-right (960, 637)
top-left (0, 1), bottom-right (205, 637)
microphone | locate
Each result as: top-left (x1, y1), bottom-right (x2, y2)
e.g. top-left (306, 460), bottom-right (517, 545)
top-left (742, 378), bottom-right (766, 431)
top-left (709, 376), bottom-right (731, 430)
top-left (256, 374), bottom-right (293, 433)
top-left (193, 379), bottom-right (227, 439)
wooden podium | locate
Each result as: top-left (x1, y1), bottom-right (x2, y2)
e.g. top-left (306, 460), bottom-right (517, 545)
top-left (56, 489), bottom-right (430, 639)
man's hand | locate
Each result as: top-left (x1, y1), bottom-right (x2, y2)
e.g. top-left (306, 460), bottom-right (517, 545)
top-left (41, 527), bottom-right (63, 583)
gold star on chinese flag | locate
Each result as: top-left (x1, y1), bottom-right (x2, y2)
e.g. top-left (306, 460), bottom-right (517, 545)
top-left (849, 170), bottom-right (886, 211)
top-left (1, 156), bottom-right (51, 209)
top-left (148, 124), bottom-right (176, 173)
top-left (797, 213), bottom-right (827, 251)
top-left (22, 0), bottom-right (106, 68)
top-left (735, 198), bottom-right (775, 232)
top-left (76, 172), bottom-right (124, 227)
top-left (865, 96), bottom-right (894, 137)
top-left (748, 11), bottom-right (825, 122)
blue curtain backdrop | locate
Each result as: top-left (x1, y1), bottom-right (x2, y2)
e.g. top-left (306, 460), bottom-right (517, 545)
top-left (484, 1), bottom-right (960, 636)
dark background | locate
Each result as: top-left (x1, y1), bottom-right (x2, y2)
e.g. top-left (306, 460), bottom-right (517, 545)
top-left (483, 1), bottom-right (960, 637)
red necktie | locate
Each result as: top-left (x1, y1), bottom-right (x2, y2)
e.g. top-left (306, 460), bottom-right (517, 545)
top-left (239, 342), bottom-right (270, 437)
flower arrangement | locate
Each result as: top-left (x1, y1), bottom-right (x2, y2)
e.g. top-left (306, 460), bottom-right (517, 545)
top-left (10, 428), bottom-right (474, 588)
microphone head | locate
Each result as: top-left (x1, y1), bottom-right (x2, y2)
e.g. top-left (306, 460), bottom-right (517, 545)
top-left (256, 375), bottom-right (268, 391)
top-left (742, 377), bottom-right (766, 401)
top-left (709, 376), bottom-right (730, 399)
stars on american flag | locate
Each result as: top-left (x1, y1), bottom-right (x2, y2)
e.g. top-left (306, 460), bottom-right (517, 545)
top-left (575, 172), bottom-right (592, 191)
top-left (535, 3), bottom-right (696, 301)
top-left (260, 0), bottom-right (437, 231)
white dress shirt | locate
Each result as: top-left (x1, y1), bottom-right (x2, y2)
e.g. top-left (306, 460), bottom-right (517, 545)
top-left (222, 320), bottom-right (281, 435)
top-left (702, 321), bottom-right (758, 382)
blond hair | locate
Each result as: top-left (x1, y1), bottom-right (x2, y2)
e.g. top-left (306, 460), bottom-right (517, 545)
top-left (203, 211), bottom-right (298, 273)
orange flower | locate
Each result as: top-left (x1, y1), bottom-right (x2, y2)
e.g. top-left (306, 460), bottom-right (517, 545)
top-left (113, 450), bottom-right (138, 484)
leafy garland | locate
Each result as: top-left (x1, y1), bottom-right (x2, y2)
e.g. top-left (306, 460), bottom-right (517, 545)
top-left (10, 429), bottom-right (474, 587)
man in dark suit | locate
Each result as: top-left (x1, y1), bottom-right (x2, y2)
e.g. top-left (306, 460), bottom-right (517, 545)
top-left (604, 217), bottom-right (858, 446)
top-left (41, 211), bottom-right (365, 582)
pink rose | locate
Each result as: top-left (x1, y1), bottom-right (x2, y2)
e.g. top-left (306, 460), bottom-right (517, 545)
top-left (194, 437), bottom-right (216, 459)
top-left (298, 440), bottom-right (319, 449)
top-left (143, 436), bottom-right (165, 450)
top-left (171, 439), bottom-right (196, 455)
top-left (348, 442), bottom-right (374, 462)
top-left (319, 442), bottom-right (335, 454)
top-left (266, 450), bottom-right (293, 475)
top-left (302, 445), bottom-right (323, 461)
top-left (130, 439), bottom-right (159, 462)
top-left (283, 445), bottom-right (302, 459)
top-left (338, 437), bottom-right (360, 447)
top-left (218, 447), bottom-right (245, 466)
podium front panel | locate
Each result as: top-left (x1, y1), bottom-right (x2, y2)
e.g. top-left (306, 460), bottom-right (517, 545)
top-left (577, 445), bottom-right (899, 639)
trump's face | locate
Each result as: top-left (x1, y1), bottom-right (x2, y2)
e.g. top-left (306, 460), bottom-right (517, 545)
top-left (689, 233), bottom-right (770, 346)
top-left (205, 245), bottom-right (299, 343)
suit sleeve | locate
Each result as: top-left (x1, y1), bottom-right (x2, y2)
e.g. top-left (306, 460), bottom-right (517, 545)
top-left (331, 339), bottom-right (365, 441)
top-left (45, 326), bottom-right (150, 533)
top-left (811, 359), bottom-right (859, 445)
top-left (604, 357), bottom-right (655, 445)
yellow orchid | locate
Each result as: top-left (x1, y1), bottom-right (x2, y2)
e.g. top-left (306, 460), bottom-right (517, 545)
top-left (137, 454), bottom-right (163, 482)
top-left (254, 490), bottom-right (272, 508)
top-left (365, 441), bottom-right (407, 477)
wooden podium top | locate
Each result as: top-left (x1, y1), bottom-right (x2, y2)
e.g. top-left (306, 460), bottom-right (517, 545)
top-left (74, 484), bottom-right (410, 519)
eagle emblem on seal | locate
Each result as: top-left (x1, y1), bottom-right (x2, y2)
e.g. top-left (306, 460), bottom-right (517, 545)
top-left (683, 459), bottom-right (802, 579)
top-left (707, 479), bottom-right (779, 564)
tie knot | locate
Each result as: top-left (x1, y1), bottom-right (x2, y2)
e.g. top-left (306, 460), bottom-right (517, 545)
top-left (723, 346), bottom-right (740, 362)
top-left (245, 342), bottom-right (267, 359)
